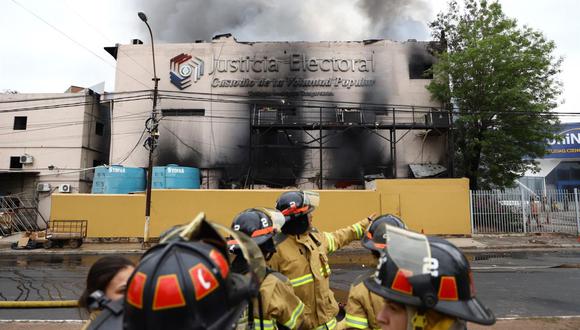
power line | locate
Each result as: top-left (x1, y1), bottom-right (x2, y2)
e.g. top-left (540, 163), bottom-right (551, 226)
top-left (115, 127), bottom-right (148, 164)
top-left (159, 123), bottom-right (202, 156)
top-left (0, 111), bottom-right (149, 131)
top-left (0, 94), bottom-right (89, 104)
top-left (0, 93), bottom-right (574, 123)
top-left (159, 89), bottom-right (576, 117)
top-left (0, 90), bottom-right (151, 104)
top-left (158, 87), bottom-right (580, 117)
top-left (1, 87), bottom-right (575, 117)
top-left (61, 0), bottom-right (155, 78)
top-left (10, 0), bottom-right (151, 90)
top-left (0, 117), bottom-right (147, 136)
top-left (161, 89), bottom-right (447, 110)
top-left (0, 95), bottom-right (151, 114)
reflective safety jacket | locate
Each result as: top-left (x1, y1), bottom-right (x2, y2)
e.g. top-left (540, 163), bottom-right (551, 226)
top-left (268, 218), bottom-right (370, 329)
top-left (81, 311), bottom-right (100, 330)
top-left (344, 274), bottom-right (384, 330)
top-left (253, 271), bottom-right (305, 330)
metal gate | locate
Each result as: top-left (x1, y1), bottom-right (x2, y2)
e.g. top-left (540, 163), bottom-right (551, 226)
top-left (0, 193), bottom-right (47, 237)
top-left (470, 188), bottom-right (580, 234)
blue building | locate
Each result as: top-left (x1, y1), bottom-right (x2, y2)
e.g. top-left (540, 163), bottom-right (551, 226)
top-left (520, 123), bottom-right (580, 192)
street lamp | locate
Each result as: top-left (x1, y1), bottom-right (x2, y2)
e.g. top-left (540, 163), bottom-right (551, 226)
top-left (139, 11), bottom-right (159, 248)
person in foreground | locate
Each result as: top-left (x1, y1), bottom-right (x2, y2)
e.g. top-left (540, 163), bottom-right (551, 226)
top-left (270, 190), bottom-right (373, 329)
top-left (79, 256), bottom-right (135, 327)
top-left (87, 213), bottom-right (261, 330)
top-left (344, 214), bottom-right (407, 330)
top-left (364, 226), bottom-right (495, 330)
top-left (229, 208), bottom-right (305, 329)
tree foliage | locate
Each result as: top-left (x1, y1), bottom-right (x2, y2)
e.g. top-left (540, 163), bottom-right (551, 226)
top-left (428, 0), bottom-right (562, 189)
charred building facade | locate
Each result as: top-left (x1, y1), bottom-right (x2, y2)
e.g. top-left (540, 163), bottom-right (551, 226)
top-left (107, 35), bottom-right (450, 189)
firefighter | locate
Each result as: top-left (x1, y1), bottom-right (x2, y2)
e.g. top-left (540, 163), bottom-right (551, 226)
top-left (364, 226), bottom-right (495, 330)
top-left (229, 208), bottom-right (306, 330)
top-left (269, 190), bottom-right (372, 329)
top-left (344, 214), bottom-right (407, 330)
top-left (87, 213), bottom-right (261, 330)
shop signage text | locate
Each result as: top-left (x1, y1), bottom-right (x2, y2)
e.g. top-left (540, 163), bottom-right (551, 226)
top-left (546, 124), bottom-right (580, 158)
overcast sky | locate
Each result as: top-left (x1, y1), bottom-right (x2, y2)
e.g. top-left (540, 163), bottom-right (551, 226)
top-left (1, 0), bottom-right (578, 118)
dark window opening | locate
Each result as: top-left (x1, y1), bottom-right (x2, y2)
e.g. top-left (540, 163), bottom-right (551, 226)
top-left (13, 116), bottom-right (27, 130)
top-left (93, 159), bottom-right (105, 168)
top-left (336, 108), bottom-right (362, 124)
top-left (279, 107), bottom-right (297, 117)
top-left (408, 53), bottom-right (434, 79)
top-left (95, 122), bottom-right (104, 136)
top-left (10, 156), bottom-right (22, 169)
top-left (557, 168), bottom-right (571, 181)
top-left (161, 109), bottom-right (205, 117)
top-left (256, 107), bottom-right (297, 124)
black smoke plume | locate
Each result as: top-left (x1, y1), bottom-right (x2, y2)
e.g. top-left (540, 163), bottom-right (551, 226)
top-left (135, 0), bottom-right (432, 42)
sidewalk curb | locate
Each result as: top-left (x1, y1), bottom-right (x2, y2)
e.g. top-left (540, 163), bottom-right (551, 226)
top-left (2, 246), bottom-right (580, 256)
top-left (0, 249), bottom-right (144, 256)
top-left (461, 245), bottom-right (580, 253)
top-left (1, 241), bottom-right (580, 256)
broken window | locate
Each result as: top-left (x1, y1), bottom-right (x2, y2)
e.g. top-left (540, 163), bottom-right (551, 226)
top-left (408, 53), bottom-right (434, 79)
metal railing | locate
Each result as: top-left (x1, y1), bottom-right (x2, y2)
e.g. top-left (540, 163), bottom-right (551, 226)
top-left (470, 188), bottom-right (580, 235)
top-left (0, 193), bottom-right (47, 237)
top-left (251, 105), bottom-right (450, 128)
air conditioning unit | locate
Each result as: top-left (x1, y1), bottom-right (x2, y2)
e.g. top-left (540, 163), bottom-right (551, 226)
top-left (20, 154), bottom-right (34, 164)
top-left (59, 184), bottom-right (72, 193)
top-left (425, 111), bottom-right (450, 127)
top-left (336, 109), bottom-right (361, 124)
top-left (37, 183), bottom-right (51, 192)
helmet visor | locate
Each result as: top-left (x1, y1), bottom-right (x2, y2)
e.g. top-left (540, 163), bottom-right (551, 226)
top-left (253, 207), bottom-right (286, 232)
top-left (213, 223), bottom-right (267, 282)
top-left (303, 191), bottom-right (320, 209)
top-left (435, 296), bottom-right (496, 325)
top-left (385, 225), bottom-right (431, 277)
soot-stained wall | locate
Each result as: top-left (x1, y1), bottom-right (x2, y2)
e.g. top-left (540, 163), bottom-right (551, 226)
top-left (111, 36), bottom-right (444, 188)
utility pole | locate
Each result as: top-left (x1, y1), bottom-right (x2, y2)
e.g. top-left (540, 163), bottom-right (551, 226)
top-left (138, 12), bottom-right (159, 248)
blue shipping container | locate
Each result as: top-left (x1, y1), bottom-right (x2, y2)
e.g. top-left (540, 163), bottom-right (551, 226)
top-left (152, 164), bottom-right (200, 189)
top-left (91, 166), bottom-right (146, 194)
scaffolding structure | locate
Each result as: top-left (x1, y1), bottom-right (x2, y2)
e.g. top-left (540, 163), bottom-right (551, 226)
top-left (246, 103), bottom-right (452, 188)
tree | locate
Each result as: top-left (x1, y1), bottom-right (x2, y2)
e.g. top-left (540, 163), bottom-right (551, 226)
top-left (428, 0), bottom-right (562, 190)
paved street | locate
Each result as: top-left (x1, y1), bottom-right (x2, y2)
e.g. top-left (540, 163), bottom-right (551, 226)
top-left (1, 250), bottom-right (579, 321)
top-left (330, 250), bottom-right (580, 319)
top-left (0, 254), bottom-right (141, 321)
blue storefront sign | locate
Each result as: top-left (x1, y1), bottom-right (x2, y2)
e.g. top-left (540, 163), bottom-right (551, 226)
top-left (546, 123), bottom-right (580, 158)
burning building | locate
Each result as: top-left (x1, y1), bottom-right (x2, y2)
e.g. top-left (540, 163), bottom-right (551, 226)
top-left (106, 34), bottom-right (450, 189)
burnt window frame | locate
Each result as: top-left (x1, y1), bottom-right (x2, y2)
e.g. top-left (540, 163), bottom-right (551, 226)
top-left (408, 54), bottom-right (434, 80)
top-left (95, 122), bottom-right (104, 136)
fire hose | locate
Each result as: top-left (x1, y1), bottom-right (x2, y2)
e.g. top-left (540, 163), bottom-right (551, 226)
top-left (0, 300), bottom-right (79, 308)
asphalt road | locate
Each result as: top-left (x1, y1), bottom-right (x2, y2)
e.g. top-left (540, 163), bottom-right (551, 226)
top-left (1, 251), bottom-right (579, 320)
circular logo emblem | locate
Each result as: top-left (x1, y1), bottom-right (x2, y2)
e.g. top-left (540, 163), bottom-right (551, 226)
top-left (179, 64), bottom-right (192, 77)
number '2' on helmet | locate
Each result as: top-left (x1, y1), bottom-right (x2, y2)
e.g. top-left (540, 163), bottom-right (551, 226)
top-left (364, 236), bottom-right (495, 325)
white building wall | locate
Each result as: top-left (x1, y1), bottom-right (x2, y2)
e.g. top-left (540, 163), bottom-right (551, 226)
top-left (0, 91), bottom-right (109, 221)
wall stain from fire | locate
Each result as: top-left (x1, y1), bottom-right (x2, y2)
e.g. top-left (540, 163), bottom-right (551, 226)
top-left (111, 37), bottom-right (443, 188)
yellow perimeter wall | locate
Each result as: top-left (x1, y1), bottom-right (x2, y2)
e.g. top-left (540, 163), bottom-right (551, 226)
top-left (50, 178), bottom-right (470, 238)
